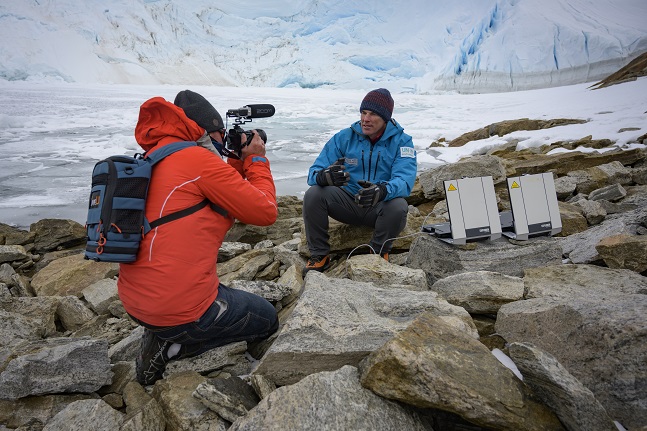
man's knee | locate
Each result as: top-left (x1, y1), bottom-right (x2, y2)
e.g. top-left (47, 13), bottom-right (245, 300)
top-left (382, 198), bottom-right (408, 218)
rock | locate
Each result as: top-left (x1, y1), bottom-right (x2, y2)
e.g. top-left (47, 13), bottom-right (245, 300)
top-left (249, 374), bottom-right (276, 400)
top-left (254, 271), bottom-right (476, 386)
top-left (359, 312), bottom-right (563, 431)
top-left (82, 278), bottom-right (119, 315)
top-left (496, 294), bottom-right (647, 429)
top-left (30, 219), bottom-right (86, 253)
top-left (446, 118), bottom-right (587, 148)
top-left (347, 254), bottom-right (427, 290)
top-left (41, 399), bottom-right (124, 431)
top-left (560, 206), bottom-right (647, 263)
top-left (230, 366), bottom-right (429, 431)
top-left (121, 381), bottom-right (166, 431)
top-left (1, 296), bottom-right (60, 348)
top-left (418, 155), bottom-right (507, 200)
top-left (430, 270), bottom-right (524, 314)
top-left (31, 254), bottom-right (118, 298)
top-left (193, 376), bottom-right (259, 423)
top-left (407, 234), bottom-right (562, 284)
top-left (572, 199), bottom-right (607, 225)
top-left (0, 394), bottom-right (97, 429)
top-left (56, 296), bottom-right (96, 331)
top-left (508, 342), bottom-right (617, 431)
top-left (556, 201), bottom-right (589, 236)
top-left (554, 175), bottom-right (578, 199)
top-left (0, 337), bottom-right (113, 400)
top-left (0, 245), bottom-right (29, 264)
top-left (567, 161), bottom-right (632, 194)
top-left (505, 147), bottom-right (646, 177)
top-left (588, 183), bottom-right (627, 202)
top-left (151, 372), bottom-right (229, 431)
top-left (108, 326), bottom-right (143, 363)
top-left (0, 223), bottom-right (35, 246)
top-left (523, 264), bottom-right (647, 299)
top-left (596, 233), bottom-right (647, 273)
top-left (165, 341), bottom-right (250, 377)
top-left (217, 241), bottom-right (252, 262)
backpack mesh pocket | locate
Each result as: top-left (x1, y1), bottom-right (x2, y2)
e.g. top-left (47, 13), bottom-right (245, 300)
top-left (116, 177), bottom-right (148, 199)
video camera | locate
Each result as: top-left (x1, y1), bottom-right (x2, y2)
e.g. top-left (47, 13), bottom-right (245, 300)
top-left (224, 104), bottom-right (275, 159)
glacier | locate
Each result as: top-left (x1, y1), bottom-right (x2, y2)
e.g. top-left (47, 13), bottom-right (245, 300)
top-left (0, 0), bottom-right (646, 93)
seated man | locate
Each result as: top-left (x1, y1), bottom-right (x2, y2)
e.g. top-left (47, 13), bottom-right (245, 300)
top-left (302, 88), bottom-right (417, 274)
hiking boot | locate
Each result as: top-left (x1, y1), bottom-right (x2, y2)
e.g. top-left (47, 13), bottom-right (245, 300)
top-left (303, 255), bottom-right (331, 276)
top-left (136, 329), bottom-right (175, 386)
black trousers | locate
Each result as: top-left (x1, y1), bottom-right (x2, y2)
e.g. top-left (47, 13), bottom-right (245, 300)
top-left (302, 185), bottom-right (408, 257)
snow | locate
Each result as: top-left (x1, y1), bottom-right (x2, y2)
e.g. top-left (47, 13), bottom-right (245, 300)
top-left (1, 0), bottom-right (646, 93)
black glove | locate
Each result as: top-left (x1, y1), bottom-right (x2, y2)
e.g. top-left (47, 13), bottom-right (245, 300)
top-left (315, 158), bottom-right (349, 187)
top-left (355, 180), bottom-right (387, 207)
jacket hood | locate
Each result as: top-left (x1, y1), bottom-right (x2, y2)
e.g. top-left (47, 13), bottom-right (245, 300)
top-left (135, 97), bottom-right (205, 151)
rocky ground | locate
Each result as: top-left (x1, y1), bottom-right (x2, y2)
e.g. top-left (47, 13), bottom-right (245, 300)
top-left (0, 81), bottom-right (646, 430)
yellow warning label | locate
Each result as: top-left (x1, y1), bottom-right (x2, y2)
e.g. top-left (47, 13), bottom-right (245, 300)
top-left (447, 184), bottom-right (457, 191)
top-left (511, 181), bottom-right (520, 189)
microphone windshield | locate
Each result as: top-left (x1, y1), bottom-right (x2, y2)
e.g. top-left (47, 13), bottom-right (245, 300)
top-left (247, 104), bottom-right (275, 118)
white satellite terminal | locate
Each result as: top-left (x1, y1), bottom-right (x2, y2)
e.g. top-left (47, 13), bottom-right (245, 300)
top-left (423, 173), bottom-right (561, 245)
top-left (500, 173), bottom-right (562, 240)
top-left (423, 176), bottom-right (502, 245)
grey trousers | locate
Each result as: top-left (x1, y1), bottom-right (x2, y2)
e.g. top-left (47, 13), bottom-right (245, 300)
top-left (302, 185), bottom-right (408, 256)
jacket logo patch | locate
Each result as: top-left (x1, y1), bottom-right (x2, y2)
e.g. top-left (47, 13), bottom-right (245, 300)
top-left (400, 147), bottom-right (415, 158)
top-left (345, 158), bottom-right (358, 166)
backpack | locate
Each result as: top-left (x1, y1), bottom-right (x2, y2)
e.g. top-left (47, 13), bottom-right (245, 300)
top-left (84, 141), bottom-right (226, 263)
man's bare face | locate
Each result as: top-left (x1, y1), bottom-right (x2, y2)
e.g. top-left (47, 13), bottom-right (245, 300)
top-left (360, 110), bottom-right (386, 140)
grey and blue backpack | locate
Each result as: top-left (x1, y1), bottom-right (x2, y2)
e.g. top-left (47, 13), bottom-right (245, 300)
top-left (84, 141), bottom-right (225, 263)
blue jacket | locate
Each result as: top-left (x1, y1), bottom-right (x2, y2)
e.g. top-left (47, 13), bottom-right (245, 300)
top-left (307, 119), bottom-right (417, 200)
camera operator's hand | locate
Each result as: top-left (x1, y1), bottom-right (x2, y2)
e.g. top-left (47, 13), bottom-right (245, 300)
top-left (354, 180), bottom-right (387, 207)
top-left (316, 158), bottom-right (349, 187)
top-left (241, 130), bottom-right (266, 159)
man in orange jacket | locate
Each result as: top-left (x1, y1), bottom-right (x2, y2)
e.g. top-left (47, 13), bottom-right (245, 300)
top-left (118, 96), bottom-right (279, 385)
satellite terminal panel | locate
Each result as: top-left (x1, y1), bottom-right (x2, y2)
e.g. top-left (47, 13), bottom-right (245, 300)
top-left (422, 176), bottom-right (502, 245)
top-left (500, 172), bottom-right (562, 240)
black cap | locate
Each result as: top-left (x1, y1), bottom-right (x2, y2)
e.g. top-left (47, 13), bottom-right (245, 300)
top-left (174, 90), bottom-right (224, 132)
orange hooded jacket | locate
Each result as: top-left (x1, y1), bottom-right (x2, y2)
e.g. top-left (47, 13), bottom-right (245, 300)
top-left (117, 97), bottom-right (277, 326)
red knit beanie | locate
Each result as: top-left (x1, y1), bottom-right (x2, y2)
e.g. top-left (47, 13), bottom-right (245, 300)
top-left (359, 88), bottom-right (394, 123)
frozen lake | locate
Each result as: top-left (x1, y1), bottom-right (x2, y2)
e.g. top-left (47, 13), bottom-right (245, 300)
top-left (1, 79), bottom-right (645, 229)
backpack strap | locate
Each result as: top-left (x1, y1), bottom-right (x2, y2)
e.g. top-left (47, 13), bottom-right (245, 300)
top-left (145, 142), bottom-right (229, 228)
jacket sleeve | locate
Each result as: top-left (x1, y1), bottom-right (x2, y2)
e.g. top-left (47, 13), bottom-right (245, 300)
top-left (384, 135), bottom-right (417, 200)
top-left (227, 157), bottom-right (245, 178)
top-left (197, 154), bottom-right (277, 226)
top-left (307, 130), bottom-right (347, 186)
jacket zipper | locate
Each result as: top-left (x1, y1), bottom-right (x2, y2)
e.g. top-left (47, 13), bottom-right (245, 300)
top-left (374, 151), bottom-right (381, 181)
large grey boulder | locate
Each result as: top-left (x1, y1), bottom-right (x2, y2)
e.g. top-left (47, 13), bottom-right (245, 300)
top-left (151, 372), bottom-right (229, 431)
top-left (0, 296), bottom-right (59, 350)
top-left (347, 254), bottom-right (427, 290)
top-left (254, 271), bottom-right (476, 386)
top-left (407, 235), bottom-right (562, 284)
top-left (430, 270), bottom-right (524, 314)
top-left (42, 399), bottom-right (124, 431)
top-left (359, 312), bottom-right (563, 431)
top-left (230, 366), bottom-right (429, 431)
top-left (417, 155), bottom-right (507, 200)
top-left (508, 342), bottom-right (617, 431)
top-left (496, 294), bottom-right (647, 429)
top-left (523, 264), bottom-right (647, 299)
top-left (560, 205), bottom-right (647, 264)
top-left (0, 337), bottom-right (113, 400)
top-left (30, 254), bottom-right (118, 297)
